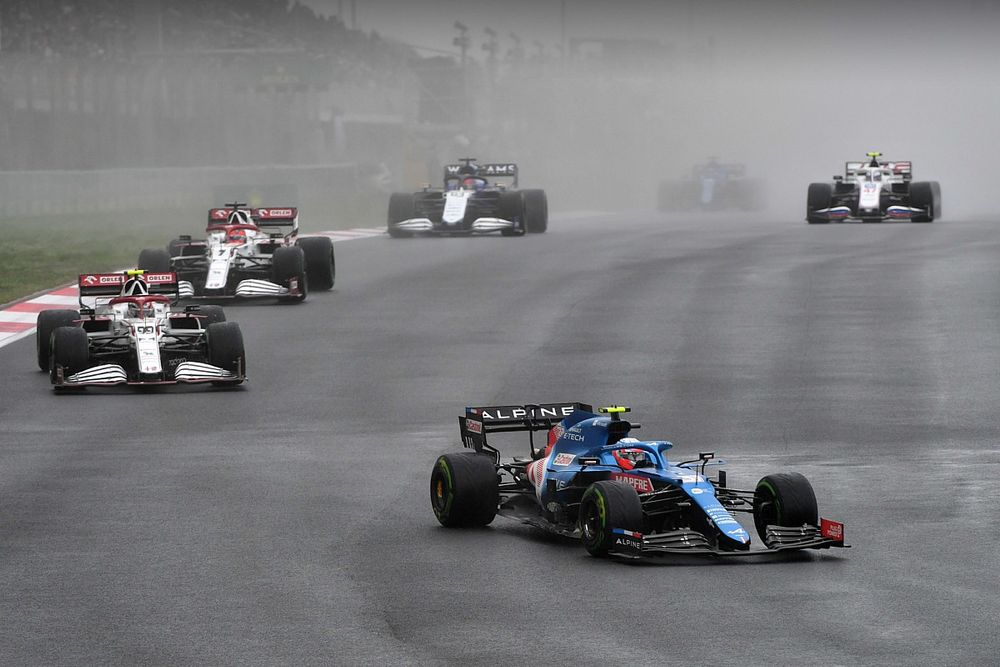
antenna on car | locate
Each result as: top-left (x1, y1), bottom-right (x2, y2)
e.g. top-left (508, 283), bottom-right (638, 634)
top-left (224, 201), bottom-right (247, 209)
top-left (599, 406), bottom-right (630, 421)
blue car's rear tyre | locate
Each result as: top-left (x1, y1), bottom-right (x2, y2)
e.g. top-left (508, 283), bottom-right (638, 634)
top-left (430, 452), bottom-right (498, 527)
top-left (579, 480), bottom-right (643, 557)
top-left (753, 472), bottom-right (818, 544)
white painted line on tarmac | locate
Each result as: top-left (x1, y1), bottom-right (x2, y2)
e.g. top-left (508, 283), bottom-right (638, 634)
top-left (0, 311), bottom-right (40, 324)
top-left (28, 294), bottom-right (81, 306)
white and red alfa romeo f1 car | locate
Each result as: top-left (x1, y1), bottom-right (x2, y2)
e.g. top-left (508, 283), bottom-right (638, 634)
top-left (138, 203), bottom-right (335, 302)
top-left (36, 270), bottom-right (246, 389)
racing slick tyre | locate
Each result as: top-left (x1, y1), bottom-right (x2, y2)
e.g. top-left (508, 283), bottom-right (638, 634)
top-left (430, 452), bottom-right (499, 527)
top-left (198, 305), bottom-right (227, 326)
top-left (909, 181), bottom-right (941, 223)
top-left (36, 309), bottom-right (79, 371)
top-left (498, 192), bottom-right (526, 237)
top-left (205, 321), bottom-right (245, 384)
top-left (753, 472), bottom-right (819, 546)
top-left (579, 480), bottom-right (644, 558)
top-left (521, 189), bottom-right (548, 233)
top-left (272, 246), bottom-right (307, 303)
top-left (806, 183), bottom-right (833, 224)
top-left (296, 236), bottom-right (336, 291)
top-left (138, 248), bottom-right (172, 272)
top-left (387, 192), bottom-right (415, 238)
top-left (49, 326), bottom-right (89, 384)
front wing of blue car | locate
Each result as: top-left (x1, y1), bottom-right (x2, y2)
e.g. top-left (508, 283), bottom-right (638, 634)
top-left (609, 521), bottom-right (849, 559)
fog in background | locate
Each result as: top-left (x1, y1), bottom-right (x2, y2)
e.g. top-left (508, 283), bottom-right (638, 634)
top-left (1, 0), bottom-right (998, 221)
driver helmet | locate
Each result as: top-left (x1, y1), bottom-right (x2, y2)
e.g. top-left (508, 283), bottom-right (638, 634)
top-left (462, 176), bottom-right (486, 191)
top-left (227, 228), bottom-right (248, 244)
top-left (612, 448), bottom-right (653, 471)
top-left (121, 275), bottom-right (149, 296)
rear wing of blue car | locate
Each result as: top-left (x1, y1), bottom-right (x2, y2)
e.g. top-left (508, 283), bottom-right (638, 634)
top-left (460, 402), bottom-right (593, 460)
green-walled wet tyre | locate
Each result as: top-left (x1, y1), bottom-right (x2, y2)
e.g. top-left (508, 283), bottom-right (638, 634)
top-left (578, 480), bottom-right (644, 557)
top-left (430, 452), bottom-right (499, 527)
top-left (753, 472), bottom-right (819, 545)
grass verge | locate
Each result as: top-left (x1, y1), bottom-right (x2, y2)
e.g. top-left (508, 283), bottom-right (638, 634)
top-left (0, 210), bottom-right (190, 305)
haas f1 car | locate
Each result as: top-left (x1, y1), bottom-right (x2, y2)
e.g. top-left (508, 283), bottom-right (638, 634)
top-left (387, 159), bottom-right (547, 237)
top-left (807, 152), bottom-right (941, 223)
top-left (658, 158), bottom-right (765, 212)
top-left (431, 403), bottom-right (848, 559)
top-left (138, 203), bottom-right (335, 302)
top-left (35, 270), bottom-right (246, 389)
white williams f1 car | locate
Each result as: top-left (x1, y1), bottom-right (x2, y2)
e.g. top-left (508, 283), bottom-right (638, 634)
top-left (807, 152), bottom-right (941, 223)
top-left (36, 271), bottom-right (246, 389)
top-left (138, 203), bottom-right (335, 302)
top-left (387, 158), bottom-right (548, 237)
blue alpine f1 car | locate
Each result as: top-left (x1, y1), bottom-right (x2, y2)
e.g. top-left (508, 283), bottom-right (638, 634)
top-left (431, 403), bottom-right (848, 559)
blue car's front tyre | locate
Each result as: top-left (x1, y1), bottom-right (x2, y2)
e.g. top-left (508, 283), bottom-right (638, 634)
top-left (430, 453), bottom-right (498, 527)
top-left (578, 480), bottom-right (644, 557)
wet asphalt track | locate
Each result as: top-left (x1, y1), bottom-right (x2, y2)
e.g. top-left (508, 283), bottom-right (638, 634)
top-left (1, 211), bottom-right (999, 665)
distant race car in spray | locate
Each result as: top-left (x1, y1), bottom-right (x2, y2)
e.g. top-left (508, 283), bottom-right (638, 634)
top-left (36, 270), bottom-right (245, 389)
top-left (138, 203), bottom-right (335, 302)
top-left (431, 403), bottom-right (848, 559)
top-left (658, 158), bottom-right (765, 212)
top-left (807, 152), bottom-right (941, 223)
top-left (387, 158), bottom-right (547, 237)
